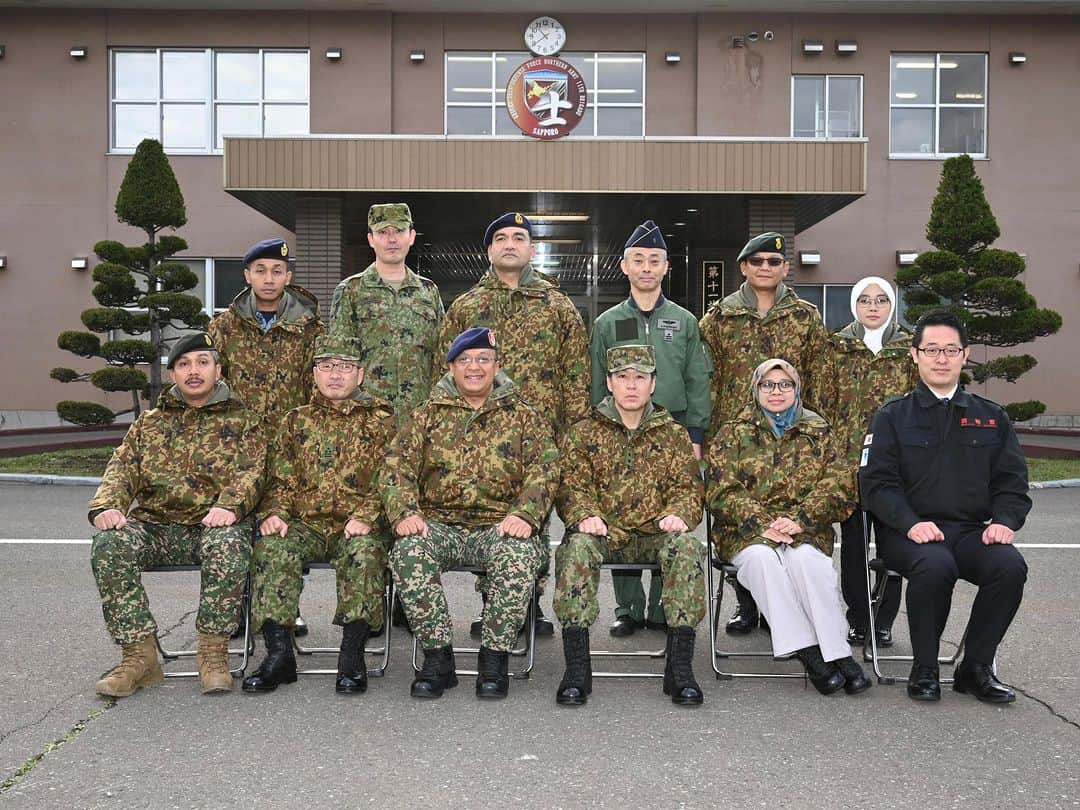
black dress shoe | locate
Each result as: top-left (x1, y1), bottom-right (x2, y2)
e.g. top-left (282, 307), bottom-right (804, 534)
top-left (875, 627), bottom-right (894, 648)
top-left (953, 661), bottom-right (1016, 704)
top-left (907, 664), bottom-right (941, 702)
top-left (847, 626), bottom-right (867, 645)
top-left (293, 614), bottom-right (308, 638)
top-left (836, 656), bottom-right (872, 695)
top-left (609, 616), bottom-right (643, 637)
top-left (796, 646), bottom-right (845, 696)
top-left (725, 604), bottom-right (758, 635)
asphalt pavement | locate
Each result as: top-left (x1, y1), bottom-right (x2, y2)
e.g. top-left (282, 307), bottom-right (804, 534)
top-left (0, 483), bottom-right (1077, 809)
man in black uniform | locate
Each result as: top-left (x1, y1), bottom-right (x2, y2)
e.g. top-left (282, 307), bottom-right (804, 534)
top-left (860, 310), bottom-right (1030, 704)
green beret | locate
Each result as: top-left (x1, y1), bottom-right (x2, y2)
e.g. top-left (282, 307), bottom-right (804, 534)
top-left (607, 344), bottom-right (656, 374)
top-left (166, 332), bottom-right (217, 369)
top-left (368, 203), bottom-right (413, 233)
top-left (737, 232), bottom-right (786, 262)
top-left (313, 335), bottom-right (363, 362)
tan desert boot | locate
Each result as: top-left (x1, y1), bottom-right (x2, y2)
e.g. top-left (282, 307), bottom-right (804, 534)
top-left (95, 635), bottom-right (164, 697)
top-left (197, 633), bottom-right (233, 694)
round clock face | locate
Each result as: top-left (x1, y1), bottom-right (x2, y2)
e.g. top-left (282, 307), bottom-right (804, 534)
top-left (524, 16), bottom-right (566, 57)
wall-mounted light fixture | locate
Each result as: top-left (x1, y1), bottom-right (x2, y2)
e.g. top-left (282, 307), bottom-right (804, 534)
top-left (0, 256), bottom-right (7, 271)
top-left (1008, 52), bottom-right (1027, 65)
top-left (665, 51), bottom-right (681, 64)
top-left (71, 256), bottom-right (89, 270)
top-left (325, 47), bottom-right (343, 61)
top-left (896, 250), bottom-right (919, 266)
top-left (802, 40), bottom-right (824, 55)
top-left (409, 49), bottom-right (426, 63)
top-left (835, 40), bottom-right (858, 55)
top-left (69, 46), bottom-right (88, 59)
top-left (798, 250), bottom-right (821, 267)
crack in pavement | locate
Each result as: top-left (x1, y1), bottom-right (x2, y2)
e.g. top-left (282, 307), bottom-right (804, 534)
top-left (156, 609), bottom-right (196, 641)
top-left (0, 689), bottom-right (85, 748)
top-left (1015, 685), bottom-right (1080, 732)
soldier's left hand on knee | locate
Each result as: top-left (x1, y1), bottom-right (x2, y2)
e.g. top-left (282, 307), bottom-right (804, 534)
top-left (497, 514), bottom-right (534, 539)
top-left (769, 516), bottom-right (803, 536)
top-left (345, 518), bottom-right (371, 538)
top-left (658, 515), bottom-right (689, 533)
top-left (202, 507), bottom-right (238, 528)
top-left (982, 523), bottom-right (1015, 545)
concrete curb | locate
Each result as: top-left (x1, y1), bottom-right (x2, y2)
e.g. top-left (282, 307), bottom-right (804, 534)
top-left (1028, 478), bottom-right (1080, 490)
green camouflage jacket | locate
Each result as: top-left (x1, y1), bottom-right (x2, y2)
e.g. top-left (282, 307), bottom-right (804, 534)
top-left (207, 285), bottom-right (325, 420)
top-left (380, 371), bottom-right (559, 530)
top-left (558, 398), bottom-right (703, 548)
top-left (705, 402), bottom-right (854, 561)
top-left (437, 265), bottom-right (590, 439)
top-left (88, 381), bottom-right (266, 526)
top-left (328, 263), bottom-right (444, 427)
top-left (821, 321), bottom-right (919, 471)
top-left (258, 388), bottom-right (396, 538)
top-left (699, 282), bottom-right (834, 431)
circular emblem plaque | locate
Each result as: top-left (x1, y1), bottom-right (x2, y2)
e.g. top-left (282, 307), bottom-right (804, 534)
top-left (505, 56), bottom-right (587, 140)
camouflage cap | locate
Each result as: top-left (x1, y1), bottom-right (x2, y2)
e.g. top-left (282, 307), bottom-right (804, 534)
top-left (607, 344), bottom-right (656, 374)
top-left (737, 231), bottom-right (786, 262)
top-left (368, 203), bottom-right (413, 233)
top-left (166, 332), bottom-right (217, 369)
top-left (313, 334), bottom-right (364, 362)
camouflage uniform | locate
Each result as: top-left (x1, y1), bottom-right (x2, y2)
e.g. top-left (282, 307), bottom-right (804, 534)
top-left (208, 285), bottom-right (325, 421)
top-left (381, 371), bottom-right (559, 651)
top-left (699, 283), bottom-right (834, 431)
top-left (329, 264), bottom-right (444, 428)
top-left (252, 384), bottom-right (396, 631)
top-left (88, 382), bottom-right (266, 643)
top-left (554, 396), bottom-right (705, 629)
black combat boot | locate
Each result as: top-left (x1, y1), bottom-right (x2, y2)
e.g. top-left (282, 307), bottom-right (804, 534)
top-left (556, 626), bottom-right (592, 706)
top-left (725, 582), bottom-right (760, 635)
top-left (242, 619), bottom-right (298, 693)
top-left (663, 627), bottom-right (704, 706)
top-left (530, 592), bottom-right (555, 637)
top-left (475, 646), bottom-right (510, 700)
top-left (796, 645), bottom-right (846, 695)
top-left (469, 591), bottom-right (488, 639)
top-left (410, 645), bottom-right (458, 699)
top-left (335, 620), bottom-right (369, 694)
top-left (390, 594), bottom-right (411, 634)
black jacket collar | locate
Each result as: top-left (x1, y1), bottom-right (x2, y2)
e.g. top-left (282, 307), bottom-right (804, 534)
top-left (913, 381), bottom-right (972, 409)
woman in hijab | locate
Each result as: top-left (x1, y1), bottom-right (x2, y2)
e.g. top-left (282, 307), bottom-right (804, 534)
top-left (707, 358), bottom-right (870, 695)
top-left (825, 277), bottom-right (918, 648)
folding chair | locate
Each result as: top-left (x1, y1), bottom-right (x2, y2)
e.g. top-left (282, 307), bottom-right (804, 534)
top-left (410, 565), bottom-right (537, 680)
top-left (706, 517), bottom-right (806, 682)
top-left (290, 562), bottom-right (393, 678)
top-left (861, 510), bottom-right (969, 685)
top-left (146, 565), bottom-right (254, 679)
top-left (589, 563), bottom-right (667, 679)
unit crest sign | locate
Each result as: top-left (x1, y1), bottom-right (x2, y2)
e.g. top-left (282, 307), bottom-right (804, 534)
top-left (505, 56), bottom-right (587, 140)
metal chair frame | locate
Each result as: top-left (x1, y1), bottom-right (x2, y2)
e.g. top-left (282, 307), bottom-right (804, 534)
top-left (590, 563), bottom-right (667, 680)
top-left (410, 565), bottom-right (537, 680)
top-left (146, 565), bottom-right (254, 679)
top-left (290, 562), bottom-right (393, 678)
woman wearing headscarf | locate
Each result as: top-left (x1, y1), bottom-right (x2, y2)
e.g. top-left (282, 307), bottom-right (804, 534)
top-left (823, 277), bottom-right (919, 648)
top-left (706, 358), bottom-right (870, 695)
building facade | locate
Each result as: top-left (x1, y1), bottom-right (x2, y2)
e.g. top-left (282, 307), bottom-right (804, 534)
top-left (2, 2), bottom-right (1077, 425)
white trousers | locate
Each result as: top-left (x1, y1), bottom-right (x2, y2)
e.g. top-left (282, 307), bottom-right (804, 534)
top-left (731, 543), bottom-right (850, 662)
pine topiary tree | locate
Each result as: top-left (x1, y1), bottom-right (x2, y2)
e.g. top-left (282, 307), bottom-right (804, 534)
top-left (52, 139), bottom-right (208, 425)
top-left (896, 155), bottom-right (1062, 422)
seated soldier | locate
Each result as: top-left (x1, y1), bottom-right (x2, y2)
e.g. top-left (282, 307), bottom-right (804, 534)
top-left (554, 345), bottom-right (706, 707)
top-left (89, 333), bottom-right (266, 697)
top-left (242, 336), bottom-right (395, 695)
top-left (381, 327), bottom-right (559, 700)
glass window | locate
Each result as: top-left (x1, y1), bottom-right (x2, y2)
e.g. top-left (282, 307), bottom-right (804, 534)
top-left (890, 53), bottom-right (986, 158)
top-left (110, 48), bottom-right (309, 153)
top-left (445, 51), bottom-right (645, 138)
top-left (213, 259), bottom-right (247, 311)
top-left (791, 284), bottom-right (854, 331)
top-left (792, 75), bottom-right (862, 138)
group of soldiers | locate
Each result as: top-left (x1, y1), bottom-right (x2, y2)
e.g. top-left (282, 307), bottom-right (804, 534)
top-left (88, 206), bottom-right (1030, 707)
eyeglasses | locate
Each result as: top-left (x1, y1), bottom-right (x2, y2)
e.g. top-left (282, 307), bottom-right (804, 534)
top-left (757, 379), bottom-right (796, 392)
top-left (453, 355), bottom-right (496, 367)
top-left (856, 295), bottom-right (891, 307)
top-left (314, 361), bottom-right (358, 373)
top-left (745, 256), bottom-right (786, 267)
top-left (915, 346), bottom-right (964, 358)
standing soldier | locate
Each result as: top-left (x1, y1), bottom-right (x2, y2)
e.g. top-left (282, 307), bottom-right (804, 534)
top-left (329, 203), bottom-right (444, 429)
top-left (554, 345), bottom-right (706, 707)
top-left (438, 212), bottom-right (590, 637)
top-left (89, 333), bottom-right (266, 697)
top-left (382, 328), bottom-right (559, 700)
top-left (699, 231), bottom-right (835, 634)
top-left (588, 220), bottom-right (711, 638)
top-left (242, 336), bottom-right (395, 696)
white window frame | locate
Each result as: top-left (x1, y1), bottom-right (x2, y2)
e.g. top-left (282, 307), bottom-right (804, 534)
top-left (790, 282), bottom-right (857, 331)
top-left (109, 47), bottom-right (310, 155)
top-left (889, 52), bottom-right (987, 159)
top-left (790, 74), bottom-right (863, 139)
top-left (444, 51), bottom-right (646, 138)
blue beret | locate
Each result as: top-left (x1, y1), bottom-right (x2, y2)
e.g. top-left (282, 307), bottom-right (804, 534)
top-left (483, 212), bottom-right (532, 248)
top-left (737, 232), bottom-right (786, 262)
top-left (624, 220), bottom-right (667, 252)
top-left (446, 327), bottom-right (497, 363)
top-left (243, 238), bottom-right (290, 266)
top-left (166, 332), bottom-right (216, 369)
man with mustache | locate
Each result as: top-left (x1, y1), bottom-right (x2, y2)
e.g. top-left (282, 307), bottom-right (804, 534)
top-left (89, 332), bottom-right (266, 697)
